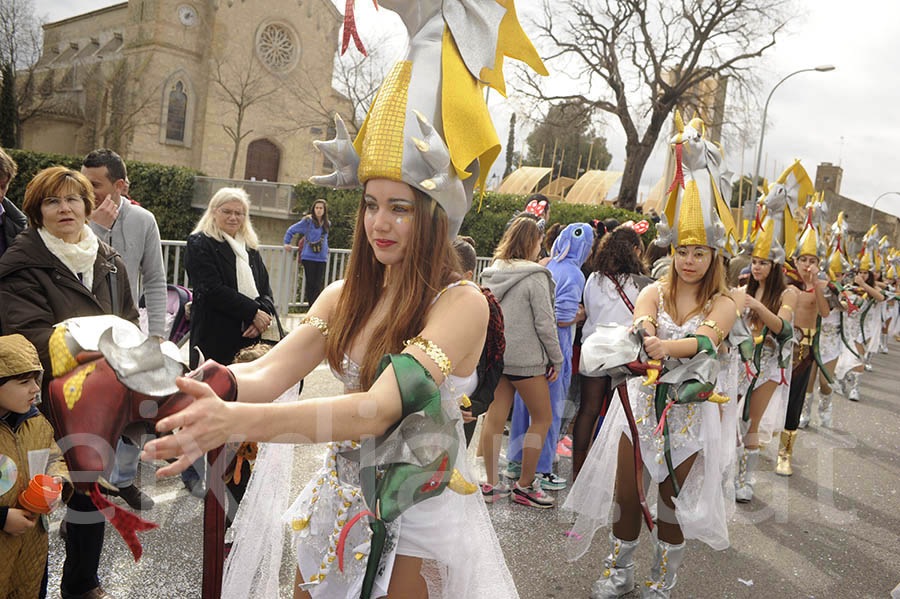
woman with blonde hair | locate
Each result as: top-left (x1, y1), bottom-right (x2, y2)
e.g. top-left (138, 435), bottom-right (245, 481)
top-left (479, 216), bottom-right (563, 508)
top-left (186, 186), bottom-right (273, 369)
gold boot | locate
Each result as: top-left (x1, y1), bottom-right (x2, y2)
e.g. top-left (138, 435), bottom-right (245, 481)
top-left (775, 430), bottom-right (798, 476)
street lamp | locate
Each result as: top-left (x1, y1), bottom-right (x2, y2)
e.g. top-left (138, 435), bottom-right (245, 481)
top-left (869, 191), bottom-right (900, 227)
top-left (744, 65), bottom-right (836, 237)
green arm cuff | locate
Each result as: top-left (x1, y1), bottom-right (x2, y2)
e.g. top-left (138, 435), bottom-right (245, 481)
top-left (376, 353), bottom-right (442, 421)
top-left (687, 334), bottom-right (716, 357)
top-left (774, 318), bottom-right (793, 345)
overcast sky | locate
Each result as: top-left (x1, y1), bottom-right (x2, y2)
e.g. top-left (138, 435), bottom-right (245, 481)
top-left (40, 0), bottom-right (900, 219)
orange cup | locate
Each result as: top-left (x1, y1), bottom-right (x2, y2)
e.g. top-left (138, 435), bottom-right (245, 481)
top-left (19, 474), bottom-right (62, 514)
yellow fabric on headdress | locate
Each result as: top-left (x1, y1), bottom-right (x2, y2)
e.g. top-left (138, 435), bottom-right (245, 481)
top-left (478, 0), bottom-right (549, 97)
top-left (752, 217), bottom-right (775, 261)
top-left (442, 27), bottom-right (501, 192)
top-left (355, 61), bottom-right (413, 184)
top-left (676, 180), bottom-right (706, 247)
top-left (709, 172), bottom-right (738, 254)
top-left (797, 226), bottom-right (818, 257)
top-left (859, 251), bottom-right (872, 271)
top-left (776, 161), bottom-right (813, 258)
top-left (827, 250), bottom-right (843, 279)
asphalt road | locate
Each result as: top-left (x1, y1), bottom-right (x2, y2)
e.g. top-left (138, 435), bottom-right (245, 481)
top-left (45, 342), bottom-right (900, 598)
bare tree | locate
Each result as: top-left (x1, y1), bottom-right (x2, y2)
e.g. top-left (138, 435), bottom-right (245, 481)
top-left (519, 0), bottom-right (790, 209)
top-left (0, 0), bottom-right (43, 146)
top-left (209, 51), bottom-right (280, 178)
top-left (86, 55), bottom-right (160, 154)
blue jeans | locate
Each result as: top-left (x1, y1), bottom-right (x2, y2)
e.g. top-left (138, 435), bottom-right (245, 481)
top-left (109, 438), bottom-right (140, 487)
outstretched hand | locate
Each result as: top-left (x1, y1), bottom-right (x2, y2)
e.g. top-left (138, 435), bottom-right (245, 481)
top-left (141, 376), bottom-right (236, 477)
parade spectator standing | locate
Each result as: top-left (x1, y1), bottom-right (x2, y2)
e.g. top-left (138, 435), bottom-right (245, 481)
top-left (0, 166), bottom-right (138, 599)
top-left (0, 149), bottom-right (24, 259)
top-left (480, 216), bottom-right (563, 508)
top-left (0, 334), bottom-right (70, 599)
top-left (181, 187), bottom-right (276, 497)
top-left (81, 148), bottom-right (165, 511)
top-left (283, 199), bottom-right (330, 306)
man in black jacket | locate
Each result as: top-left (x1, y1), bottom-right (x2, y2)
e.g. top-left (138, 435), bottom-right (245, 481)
top-left (0, 149), bottom-right (24, 258)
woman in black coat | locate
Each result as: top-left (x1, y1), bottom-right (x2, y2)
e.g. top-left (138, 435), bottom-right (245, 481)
top-left (186, 187), bottom-right (276, 370)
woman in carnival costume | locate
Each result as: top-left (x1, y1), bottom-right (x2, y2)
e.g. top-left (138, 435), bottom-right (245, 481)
top-left (800, 210), bottom-right (851, 428)
top-left (142, 2), bottom-right (548, 598)
top-left (565, 113), bottom-right (738, 599)
top-left (732, 164), bottom-right (807, 501)
top-left (837, 229), bottom-right (886, 402)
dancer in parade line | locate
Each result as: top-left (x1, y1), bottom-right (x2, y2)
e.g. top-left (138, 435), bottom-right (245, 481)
top-left (565, 113), bottom-right (739, 599)
top-left (733, 165), bottom-right (804, 501)
top-left (570, 224), bottom-right (649, 481)
top-left (142, 1), bottom-right (547, 598)
top-left (839, 247), bottom-right (885, 402)
top-left (776, 193), bottom-right (834, 477)
top-left (799, 209), bottom-right (848, 429)
top-left (479, 216), bottom-right (563, 507)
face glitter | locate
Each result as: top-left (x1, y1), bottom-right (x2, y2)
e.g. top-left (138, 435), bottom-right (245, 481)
top-left (396, 216), bottom-right (412, 224)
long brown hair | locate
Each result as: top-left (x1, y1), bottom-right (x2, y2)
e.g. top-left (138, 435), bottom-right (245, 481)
top-left (746, 260), bottom-right (786, 328)
top-left (308, 199), bottom-right (331, 232)
top-left (662, 251), bottom-right (729, 323)
top-left (326, 186), bottom-right (461, 388)
top-left (494, 216), bottom-right (542, 261)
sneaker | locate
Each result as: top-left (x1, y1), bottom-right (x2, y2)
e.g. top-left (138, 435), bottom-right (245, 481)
top-left (481, 482), bottom-right (511, 503)
top-left (115, 484), bottom-right (155, 510)
top-left (561, 435), bottom-right (573, 449)
top-left (556, 441), bottom-right (572, 457)
top-left (503, 460), bottom-right (521, 480)
top-left (864, 363), bottom-right (873, 372)
top-left (536, 471), bottom-right (567, 490)
top-left (183, 478), bottom-right (206, 499)
top-left (512, 479), bottom-right (555, 508)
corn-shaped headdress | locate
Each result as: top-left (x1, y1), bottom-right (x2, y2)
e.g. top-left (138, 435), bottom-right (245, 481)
top-left (795, 191), bottom-right (827, 260)
top-left (825, 211), bottom-right (851, 279)
top-left (857, 224), bottom-right (879, 271)
top-left (745, 160), bottom-right (813, 264)
top-left (311, 0), bottom-right (547, 237)
top-left (654, 111), bottom-right (737, 252)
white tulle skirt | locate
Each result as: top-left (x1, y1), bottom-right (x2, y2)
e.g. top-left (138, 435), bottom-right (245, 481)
top-left (820, 311), bottom-right (842, 364)
top-left (564, 374), bottom-right (734, 560)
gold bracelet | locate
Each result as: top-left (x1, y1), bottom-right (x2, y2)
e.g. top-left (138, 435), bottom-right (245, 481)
top-left (403, 336), bottom-right (452, 377)
top-left (634, 315), bottom-right (658, 329)
top-left (299, 315), bottom-right (329, 337)
top-left (700, 319), bottom-right (726, 343)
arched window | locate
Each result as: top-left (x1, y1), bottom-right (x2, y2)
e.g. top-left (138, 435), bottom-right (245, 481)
top-left (159, 70), bottom-right (194, 148)
top-left (165, 81), bottom-right (187, 142)
top-left (244, 138), bottom-right (281, 182)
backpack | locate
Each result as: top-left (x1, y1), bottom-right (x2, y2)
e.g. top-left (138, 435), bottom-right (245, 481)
top-left (468, 287), bottom-right (505, 418)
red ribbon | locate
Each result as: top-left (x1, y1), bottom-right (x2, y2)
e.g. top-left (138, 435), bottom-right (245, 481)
top-left (667, 143), bottom-right (685, 194)
top-left (341, 0), bottom-right (374, 56)
top-left (337, 509), bottom-right (375, 573)
top-left (89, 482), bottom-right (158, 561)
top-left (654, 398), bottom-right (678, 436)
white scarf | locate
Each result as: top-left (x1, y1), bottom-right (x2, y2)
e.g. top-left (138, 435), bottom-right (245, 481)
top-left (223, 233), bottom-right (259, 299)
top-left (38, 225), bottom-right (99, 290)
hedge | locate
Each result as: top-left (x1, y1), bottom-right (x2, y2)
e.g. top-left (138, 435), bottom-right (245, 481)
top-left (4, 148), bottom-right (201, 241)
top-left (293, 181), bottom-right (654, 256)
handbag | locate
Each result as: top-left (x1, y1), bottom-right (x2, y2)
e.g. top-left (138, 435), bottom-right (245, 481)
top-left (260, 310), bottom-right (287, 345)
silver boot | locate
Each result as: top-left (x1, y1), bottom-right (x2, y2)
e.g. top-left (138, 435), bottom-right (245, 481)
top-left (798, 391), bottom-right (814, 428)
top-left (641, 537), bottom-right (686, 599)
top-left (590, 533), bottom-right (639, 599)
top-left (818, 390), bottom-right (834, 428)
top-left (735, 447), bottom-right (760, 503)
top-left (846, 371), bottom-right (860, 402)
top-left (880, 333), bottom-right (889, 354)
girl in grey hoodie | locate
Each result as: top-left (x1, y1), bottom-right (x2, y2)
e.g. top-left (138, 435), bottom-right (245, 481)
top-left (479, 216), bottom-right (563, 508)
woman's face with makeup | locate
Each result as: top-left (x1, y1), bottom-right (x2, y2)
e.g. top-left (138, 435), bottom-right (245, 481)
top-left (363, 179), bottom-right (417, 266)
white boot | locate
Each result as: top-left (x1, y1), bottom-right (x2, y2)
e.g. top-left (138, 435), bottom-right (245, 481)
top-left (880, 333), bottom-right (889, 354)
top-left (818, 390), bottom-right (834, 428)
top-left (846, 371), bottom-right (860, 402)
top-left (590, 533), bottom-right (640, 599)
top-left (798, 391), bottom-right (814, 428)
top-left (641, 537), bottom-right (686, 599)
top-left (735, 447), bottom-right (760, 503)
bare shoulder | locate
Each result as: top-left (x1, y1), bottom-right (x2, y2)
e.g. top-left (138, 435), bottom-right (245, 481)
top-left (639, 281), bottom-right (662, 303)
top-left (781, 285), bottom-right (799, 304)
top-left (711, 292), bottom-right (737, 311)
top-left (310, 279), bottom-right (345, 320)
top-left (429, 282), bottom-right (488, 325)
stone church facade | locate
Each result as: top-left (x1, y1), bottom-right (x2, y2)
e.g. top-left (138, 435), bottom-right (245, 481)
top-left (23, 0), bottom-right (352, 188)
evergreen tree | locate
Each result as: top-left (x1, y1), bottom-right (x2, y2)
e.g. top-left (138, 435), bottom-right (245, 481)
top-left (0, 62), bottom-right (16, 147)
top-left (503, 113), bottom-right (516, 178)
